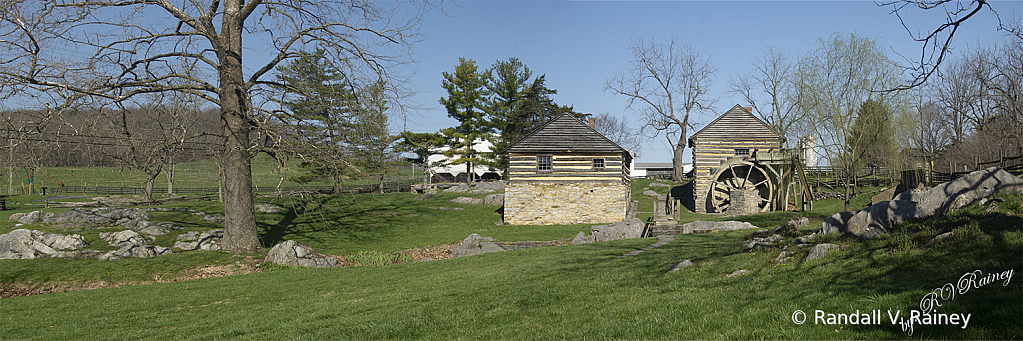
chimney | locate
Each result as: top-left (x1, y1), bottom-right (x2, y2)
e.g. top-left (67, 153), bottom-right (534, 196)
top-left (588, 117), bottom-right (595, 129)
top-left (743, 107), bottom-right (753, 113)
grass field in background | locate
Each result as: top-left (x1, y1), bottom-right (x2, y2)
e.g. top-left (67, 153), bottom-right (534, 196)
top-left (0, 179), bottom-right (1020, 339)
top-left (0, 153), bottom-right (422, 194)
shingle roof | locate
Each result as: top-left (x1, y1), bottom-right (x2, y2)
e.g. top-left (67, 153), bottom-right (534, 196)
top-left (688, 105), bottom-right (783, 147)
top-left (505, 114), bottom-right (626, 153)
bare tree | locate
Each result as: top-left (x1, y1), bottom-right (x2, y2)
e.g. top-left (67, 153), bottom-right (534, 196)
top-left (0, 1), bottom-right (427, 252)
top-left (796, 33), bottom-right (904, 210)
top-left (879, 0), bottom-right (996, 90)
top-left (591, 112), bottom-right (642, 155)
top-left (605, 37), bottom-right (716, 181)
top-left (729, 46), bottom-right (805, 148)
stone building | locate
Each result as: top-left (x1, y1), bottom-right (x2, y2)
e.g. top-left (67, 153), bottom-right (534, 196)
top-left (503, 114), bottom-right (632, 225)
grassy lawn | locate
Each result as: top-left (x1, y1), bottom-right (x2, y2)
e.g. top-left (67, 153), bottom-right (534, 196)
top-left (0, 180), bottom-right (1020, 339)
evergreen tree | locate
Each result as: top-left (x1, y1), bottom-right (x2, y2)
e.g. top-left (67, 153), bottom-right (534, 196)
top-left (846, 99), bottom-right (895, 169)
top-left (439, 58), bottom-right (490, 183)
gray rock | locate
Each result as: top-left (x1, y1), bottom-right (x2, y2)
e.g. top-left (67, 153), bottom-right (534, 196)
top-left (472, 181), bottom-right (505, 191)
top-left (649, 182), bottom-right (672, 187)
top-left (17, 211), bottom-right (44, 224)
top-left (8, 213), bottom-right (27, 222)
top-left (432, 207), bottom-right (463, 210)
top-left (202, 214), bottom-right (225, 224)
top-left (823, 167), bottom-right (1023, 238)
top-left (413, 192), bottom-right (434, 201)
top-left (135, 221), bottom-right (175, 236)
top-left (264, 240), bottom-right (339, 268)
top-left (570, 231), bottom-right (595, 245)
top-left (667, 259), bottom-right (693, 273)
top-left (822, 200), bottom-right (917, 238)
top-left (484, 194), bottom-right (504, 207)
top-left (591, 218), bottom-right (646, 242)
top-left (626, 200), bottom-right (639, 219)
top-left (775, 251), bottom-right (793, 264)
top-left (680, 220), bottom-right (759, 234)
top-left (443, 183), bottom-right (470, 193)
top-left (449, 233), bottom-right (504, 258)
top-left (255, 204), bottom-right (284, 214)
top-left (643, 190), bottom-right (659, 197)
top-left (744, 234), bottom-right (782, 250)
top-left (173, 229), bottom-right (224, 251)
top-left (0, 229), bottom-right (87, 259)
top-left (787, 217), bottom-right (810, 229)
top-left (449, 197), bottom-right (484, 205)
top-left (99, 230), bottom-right (148, 247)
top-left (807, 243), bottom-right (840, 260)
top-left (469, 188), bottom-right (496, 194)
top-left (796, 233), bottom-right (819, 244)
top-left (895, 167), bottom-right (1023, 217)
top-left (728, 269), bottom-right (750, 277)
top-left (110, 244), bottom-right (172, 258)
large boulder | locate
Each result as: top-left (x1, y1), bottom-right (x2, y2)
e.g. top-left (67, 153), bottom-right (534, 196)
top-left (443, 183), bottom-right (470, 193)
top-left (570, 231), bottom-right (595, 245)
top-left (821, 200), bottom-right (917, 238)
top-left (99, 230), bottom-right (149, 247)
top-left (0, 229), bottom-right (87, 259)
top-left (449, 233), bottom-right (505, 258)
top-left (591, 218), bottom-right (646, 242)
top-left (172, 229), bottom-right (224, 251)
top-left (894, 167), bottom-right (1023, 217)
top-left (484, 194), bottom-right (504, 207)
top-left (264, 240), bottom-right (339, 268)
top-left (679, 220), bottom-right (758, 234)
top-left (822, 167), bottom-right (1023, 238)
top-left (806, 243), bottom-right (840, 260)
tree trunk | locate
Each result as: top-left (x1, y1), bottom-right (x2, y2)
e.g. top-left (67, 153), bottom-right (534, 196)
top-left (144, 165), bottom-right (162, 203)
top-left (672, 142), bottom-right (685, 182)
top-left (165, 158), bottom-right (175, 197)
top-left (219, 0), bottom-right (261, 253)
top-left (378, 173), bottom-right (385, 194)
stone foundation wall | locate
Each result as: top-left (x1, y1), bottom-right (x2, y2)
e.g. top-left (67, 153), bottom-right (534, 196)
top-left (727, 187), bottom-right (761, 217)
top-left (505, 181), bottom-right (629, 225)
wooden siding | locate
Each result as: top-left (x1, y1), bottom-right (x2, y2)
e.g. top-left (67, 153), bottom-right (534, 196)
top-left (509, 153), bottom-right (629, 182)
top-left (506, 114), bottom-right (626, 153)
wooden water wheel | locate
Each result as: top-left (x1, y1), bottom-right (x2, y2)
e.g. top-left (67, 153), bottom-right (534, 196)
top-left (708, 160), bottom-right (774, 213)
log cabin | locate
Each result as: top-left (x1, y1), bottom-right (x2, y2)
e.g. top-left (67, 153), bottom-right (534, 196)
top-left (504, 114), bottom-right (632, 225)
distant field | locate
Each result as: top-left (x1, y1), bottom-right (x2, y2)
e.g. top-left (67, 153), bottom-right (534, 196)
top-left (1, 154), bottom-right (421, 195)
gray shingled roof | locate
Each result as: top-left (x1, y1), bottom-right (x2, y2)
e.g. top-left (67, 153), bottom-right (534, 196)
top-left (505, 114), bottom-right (626, 153)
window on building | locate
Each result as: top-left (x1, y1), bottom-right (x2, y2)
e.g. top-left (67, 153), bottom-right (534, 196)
top-left (537, 155), bottom-right (552, 172)
top-left (592, 158), bottom-right (605, 170)
top-left (734, 149), bottom-right (750, 156)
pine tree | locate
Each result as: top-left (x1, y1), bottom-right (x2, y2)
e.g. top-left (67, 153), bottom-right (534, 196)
top-left (439, 58), bottom-right (490, 183)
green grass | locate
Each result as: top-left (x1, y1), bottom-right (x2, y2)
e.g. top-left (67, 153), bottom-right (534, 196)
top-left (1, 182), bottom-right (1020, 339)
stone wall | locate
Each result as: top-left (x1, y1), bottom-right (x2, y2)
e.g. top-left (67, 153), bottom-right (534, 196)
top-left (505, 181), bottom-right (629, 225)
top-left (727, 187), bottom-right (761, 217)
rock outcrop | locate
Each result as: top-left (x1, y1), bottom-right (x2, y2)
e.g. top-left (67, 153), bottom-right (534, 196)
top-left (679, 220), bottom-right (758, 234)
top-left (264, 240), bottom-right (339, 268)
top-left (590, 218), bottom-right (645, 242)
top-left (484, 194), bottom-right (504, 207)
top-left (173, 229), bottom-right (224, 251)
top-left (822, 167), bottom-right (1023, 238)
top-left (449, 197), bottom-right (484, 205)
top-left (449, 233), bottom-right (505, 258)
top-left (0, 229), bottom-right (87, 259)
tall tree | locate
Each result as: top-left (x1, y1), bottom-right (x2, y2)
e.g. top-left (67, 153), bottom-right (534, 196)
top-left (796, 33), bottom-right (903, 210)
top-left (439, 58), bottom-right (490, 184)
top-left (0, 1), bottom-right (426, 252)
top-left (729, 46), bottom-right (805, 148)
top-left (846, 99), bottom-right (895, 169)
top-left (605, 37), bottom-right (716, 182)
top-left (484, 57), bottom-right (533, 173)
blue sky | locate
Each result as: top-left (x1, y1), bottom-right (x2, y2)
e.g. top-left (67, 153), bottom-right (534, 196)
top-left (395, 0), bottom-right (1019, 163)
